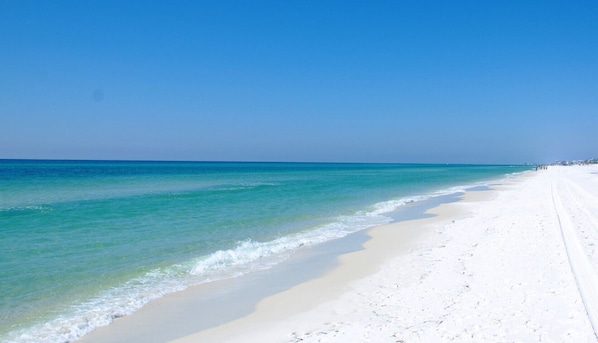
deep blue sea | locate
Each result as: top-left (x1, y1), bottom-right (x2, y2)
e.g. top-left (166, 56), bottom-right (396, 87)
top-left (0, 160), bottom-right (530, 342)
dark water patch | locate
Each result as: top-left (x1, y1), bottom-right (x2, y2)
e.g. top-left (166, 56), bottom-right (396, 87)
top-left (465, 185), bottom-right (491, 192)
top-left (385, 192), bottom-right (464, 222)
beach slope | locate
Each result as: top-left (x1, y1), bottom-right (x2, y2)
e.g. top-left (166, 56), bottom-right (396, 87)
top-left (173, 165), bottom-right (598, 342)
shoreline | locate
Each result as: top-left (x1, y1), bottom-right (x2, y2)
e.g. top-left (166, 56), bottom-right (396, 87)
top-left (173, 166), bottom-right (597, 342)
top-left (79, 184), bottom-right (483, 342)
top-left (170, 187), bottom-right (477, 342)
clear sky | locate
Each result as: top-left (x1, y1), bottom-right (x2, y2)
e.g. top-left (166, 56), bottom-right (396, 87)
top-left (1, 1), bottom-right (596, 164)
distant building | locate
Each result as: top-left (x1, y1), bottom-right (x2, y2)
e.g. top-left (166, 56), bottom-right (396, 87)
top-left (551, 158), bottom-right (598, 166)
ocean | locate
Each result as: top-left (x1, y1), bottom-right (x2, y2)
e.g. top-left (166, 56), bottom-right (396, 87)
top-left (0, 160), bottom-right (530, 342)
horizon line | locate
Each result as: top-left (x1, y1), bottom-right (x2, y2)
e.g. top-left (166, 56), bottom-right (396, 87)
top-left (0, 157), bottom-right (534, 166)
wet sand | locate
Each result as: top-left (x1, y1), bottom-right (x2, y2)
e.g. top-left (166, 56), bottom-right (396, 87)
top-left (174, 166), bottom-right (598, 342)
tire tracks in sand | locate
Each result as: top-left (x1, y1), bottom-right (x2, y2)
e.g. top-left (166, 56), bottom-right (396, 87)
top-left (551, 173), bottom-right (598, 340)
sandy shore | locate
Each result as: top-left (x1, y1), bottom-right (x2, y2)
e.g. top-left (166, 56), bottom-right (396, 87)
top-left (172, 165), bottom-right (598, 342)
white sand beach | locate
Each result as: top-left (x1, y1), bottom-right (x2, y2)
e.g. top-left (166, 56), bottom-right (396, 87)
top-left (172, 165), bottom-right (598, 342)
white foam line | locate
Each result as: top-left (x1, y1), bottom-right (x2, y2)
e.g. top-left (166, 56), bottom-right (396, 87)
top-left (551, 179), bottom-right (598, 339)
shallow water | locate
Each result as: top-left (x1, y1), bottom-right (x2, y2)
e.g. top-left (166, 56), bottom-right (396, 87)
top-left (0, 160), bottom-right (530, 342)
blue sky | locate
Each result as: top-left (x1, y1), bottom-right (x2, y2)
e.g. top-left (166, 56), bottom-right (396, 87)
top-left (1, 1), bottom-right (596, 164)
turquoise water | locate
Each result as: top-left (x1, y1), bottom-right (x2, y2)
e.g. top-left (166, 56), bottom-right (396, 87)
top-left (0, 160), bottom-right (530, 342)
